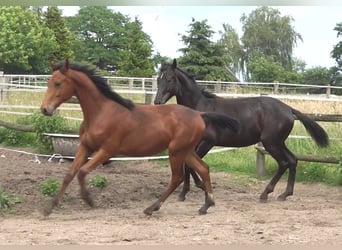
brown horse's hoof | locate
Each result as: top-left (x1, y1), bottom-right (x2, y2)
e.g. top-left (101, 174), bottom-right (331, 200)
top-left (42, 196), bottom-right (59, 217)
top-left (81, 189), bottom-right (95, 207)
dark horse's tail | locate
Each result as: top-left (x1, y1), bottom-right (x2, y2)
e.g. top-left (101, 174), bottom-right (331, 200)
top-left (292, 109), bottom-right (329, 147)
top-left (201, 112), bottom-right (239, 133)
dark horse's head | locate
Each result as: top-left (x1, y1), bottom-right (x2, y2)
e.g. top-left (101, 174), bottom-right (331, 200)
top-left (154, 59), bottom-right (181, 105)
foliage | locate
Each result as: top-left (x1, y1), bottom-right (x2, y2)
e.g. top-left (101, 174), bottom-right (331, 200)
top-left (178, 18), bottom-right (233, 81)
top-left (331, 22), bottom-right (342, 69)
top-left (89, 175), bottom-right (109, 188)
top-left (39, 179), bottom-right (60, 196)
top-left (248, 57), bottom-right (302, 83)
top-left (43, 6), bottom-right (73, 62)
top-left (117, 17), bottom-right (154, 77)
top-left (300, 67), bottom-right (333, 94)
top-left (240, 7), bottom-right (302, 72)
top-left (0, 128), bottom-right (35, 147)
top-left (0, 6), bottom-right (57, 73)
top-left (67, 7), bottom-right (128, 70)
top-left (218, 23), bottom-right (245, 81)
top-left (29, 111), bottom-right (69, 153)
top-left (0, 188), bottom-right (21, 211)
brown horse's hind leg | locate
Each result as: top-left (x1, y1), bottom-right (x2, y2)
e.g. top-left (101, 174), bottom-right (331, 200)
top-left (185, 152), bottom-right (215, 215)
top-left (43, 145), bottom-right (90, 216)
top-left (144, 153), bottom-right (185, 216)
top-left (77, 149), bottom-right (112, 207)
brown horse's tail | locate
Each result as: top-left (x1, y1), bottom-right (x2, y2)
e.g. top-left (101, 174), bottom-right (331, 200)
top-left (291, 109), bottom-right (329, 147)
top-left (201, 112), bottom-right (239, 133)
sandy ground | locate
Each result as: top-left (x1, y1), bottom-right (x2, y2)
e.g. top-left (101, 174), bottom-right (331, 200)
top-left (0, 146), bottom-right (341, 245)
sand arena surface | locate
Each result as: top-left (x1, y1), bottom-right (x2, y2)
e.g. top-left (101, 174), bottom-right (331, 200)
top-left (0, 146), bottom-right (341, 245)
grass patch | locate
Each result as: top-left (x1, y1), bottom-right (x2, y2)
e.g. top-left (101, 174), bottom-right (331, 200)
top-left (0, 187), bottom-right (22, 212)
top-left (39, 179), bottom-right (60, 196)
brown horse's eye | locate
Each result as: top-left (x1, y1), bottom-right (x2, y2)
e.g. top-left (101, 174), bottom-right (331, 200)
top-left (55, 81), bottom-right (62, 88)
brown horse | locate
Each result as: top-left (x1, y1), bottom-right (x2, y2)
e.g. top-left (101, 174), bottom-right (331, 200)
top-left (40, 59), bottom-right (239, 216)
top-left (154, 59), bottom-right (329, 202)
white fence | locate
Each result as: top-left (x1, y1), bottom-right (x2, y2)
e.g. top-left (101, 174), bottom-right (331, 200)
top-left (1, 74), bottom-right (342, 120)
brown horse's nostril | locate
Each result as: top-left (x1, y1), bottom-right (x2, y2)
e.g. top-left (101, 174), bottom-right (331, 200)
top-left (41, 107), bottom-right (52, 116)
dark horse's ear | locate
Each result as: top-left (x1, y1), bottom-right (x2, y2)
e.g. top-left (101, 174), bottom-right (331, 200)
top-left (172, 59), bottom-right (177, 69)
top-left (60, 59), bottom-right (70, 74)
top-left (49, 61), bottom-right (57, 72)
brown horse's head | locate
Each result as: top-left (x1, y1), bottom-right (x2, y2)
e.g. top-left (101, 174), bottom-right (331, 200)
top-left (41, 59), bottom-right (76, 116)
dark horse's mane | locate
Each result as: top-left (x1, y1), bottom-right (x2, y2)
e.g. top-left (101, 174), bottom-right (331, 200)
top-left (161, 62), bottom-right (217, 99)
top-left (55, 61), bottom-right (135, 110)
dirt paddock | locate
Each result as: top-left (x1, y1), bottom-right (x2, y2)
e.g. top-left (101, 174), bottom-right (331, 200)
top-left (0, 146), bottom-right (341, 245)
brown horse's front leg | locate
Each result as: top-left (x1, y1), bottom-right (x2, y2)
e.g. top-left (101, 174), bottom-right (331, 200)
top-left (43, 144), bottom-right (90, 216)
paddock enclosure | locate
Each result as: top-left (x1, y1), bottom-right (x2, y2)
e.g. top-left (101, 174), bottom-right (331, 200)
top-left (1, 74), bottom-right (342, 245)
top-left (0, 147), bottom-right (342, 245)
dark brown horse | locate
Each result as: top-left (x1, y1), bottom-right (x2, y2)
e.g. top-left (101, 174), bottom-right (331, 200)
top-left (154, 59), bottom-right (329, 202)
top-left (40, 59), bottom-right (239, 216)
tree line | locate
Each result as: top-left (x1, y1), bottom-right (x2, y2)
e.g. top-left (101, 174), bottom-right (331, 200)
top-left (0, 6), bottom-right (341, 93)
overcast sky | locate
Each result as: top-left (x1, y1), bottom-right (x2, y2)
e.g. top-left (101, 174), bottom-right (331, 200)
top-left (60, 5), bottom-right (341, 69)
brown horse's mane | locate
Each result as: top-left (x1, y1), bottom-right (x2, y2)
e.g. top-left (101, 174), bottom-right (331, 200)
top-left (55, 61), bottom-right (135, 110)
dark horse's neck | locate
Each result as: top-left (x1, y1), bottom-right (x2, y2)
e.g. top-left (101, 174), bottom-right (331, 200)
top-left (175, 69), bottom-right (210, 109)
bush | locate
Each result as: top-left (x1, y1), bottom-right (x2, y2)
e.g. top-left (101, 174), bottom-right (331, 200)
top-left (29, 111), bottom-right (69, 153)
top-left (0, 188), bottom-right (21, 211)
top-left (39, 179), bottom-right (60, 196)
top-left (89, 175), bottom-right (109, 188)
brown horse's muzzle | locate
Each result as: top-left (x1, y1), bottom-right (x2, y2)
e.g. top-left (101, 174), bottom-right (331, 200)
top-left (40, 105), bottom-right (55, 116)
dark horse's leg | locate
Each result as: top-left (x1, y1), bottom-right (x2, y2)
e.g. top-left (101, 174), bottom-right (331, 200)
top-left (259, 141), bottom-right (297, 202)
top-left (179, 141), bottom-right (213, 201)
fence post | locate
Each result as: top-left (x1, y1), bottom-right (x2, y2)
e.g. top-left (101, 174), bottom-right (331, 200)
top-left (256, 142), bottom-right (266, 177)
top-left (0, 71), bottom-right (6, 102)
top-left (145, 76), bottom-right (157, 104)
top-left (128, 78), bottom-right (134, 99)
top-left (326, 84), bottom-right (331, 98)
top-left (273, 81), bottom-right (279, 94)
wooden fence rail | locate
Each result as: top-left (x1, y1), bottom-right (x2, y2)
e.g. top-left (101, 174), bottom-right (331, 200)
top-left (255, 114), bottom-right (342, 177)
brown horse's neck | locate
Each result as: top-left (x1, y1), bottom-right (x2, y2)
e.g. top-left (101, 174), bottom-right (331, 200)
top-left (68, 70), bottom-right (121, 124)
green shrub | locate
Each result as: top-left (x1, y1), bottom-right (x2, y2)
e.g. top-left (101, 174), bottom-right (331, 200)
top-left (89, 175), bottom-right (109, 188)
top-left (29, 111), bottom-right (69, 153)
top-left (39, 179), bottom-right (60, 196)
top-left (0, 188), bottom-right (21, 211)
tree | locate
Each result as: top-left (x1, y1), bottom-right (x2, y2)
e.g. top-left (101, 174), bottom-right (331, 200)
top-left (300, 66), bottom-right (332, 94)
top-left (331, 22), bottom-right (342, 69)
top-left (67, 6), bottom-right (130, 70)
top-left (43, 7), bottom-right (73, 61)
top-left (218, 23), bottom-right (245, 80)
top-left (0, 6), bottom-right (57, 73)
top-left (240, 6), bottom-right (302, 79)
top-left (117, 17), bottom-right (154, 77)
top-left (177, 18), bottom-right (233, 81)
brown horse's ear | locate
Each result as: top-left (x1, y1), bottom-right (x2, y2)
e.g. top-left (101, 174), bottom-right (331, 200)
top-left (172, 59), bottom-right (177, 69)
top-left (60, 59), bottom-right (70, 74)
